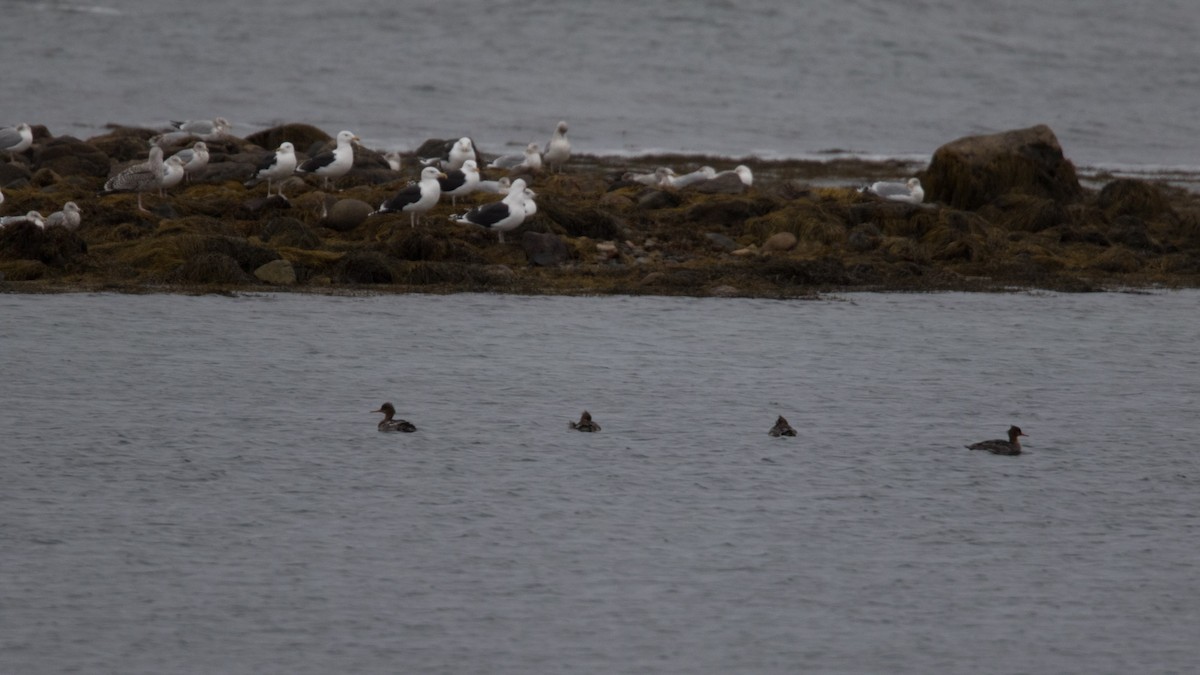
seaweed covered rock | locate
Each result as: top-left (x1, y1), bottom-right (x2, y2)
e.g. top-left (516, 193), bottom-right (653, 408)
top-left (243, 123), bottom-right (331, 152)
top-left (0, 221), bottom-right (88, 267)
top-left (522, 231), bottom-right (571, 266)
top-left (1097, 179), bottom-right (1174, 221)
top-left (33, 136), bottom-right (111, 178)
top-left (925, 125), bottom-right (1083, 210)
top-left (170, 252), bottom-right (252, 285)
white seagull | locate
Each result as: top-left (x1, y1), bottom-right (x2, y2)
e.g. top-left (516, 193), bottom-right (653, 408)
top-left (670, 166), bottom-right (716, 188)
top-left (384, 151), bottom-right (403, 172)
top-left (296, 130), bottom-right (359, 189)
top-left (489, 142), bottom-right (543, 176)
top-left (863, 177), bottom-right (924, 204)
top-left (170, 117), bottom-right (231, 140)
top-left (437, 159), bottom-right (481, 206)
top-left (0, 210), bottom-right (46, 229)
top-left (450, 178), bottom-right (531, 243)
top-left (543, 120), bottom-right (570, 173)
top-left (715, 164), bottom-right (754, 187)
top-left (446, 137), bottom-right (476, 171)
top-left (46, 202), bottom-right (82, 230)
top-left (376, 165), bottom-right (445, 227)
top-left (159, 156), bottom-right (186, 195)
top-left (101, 146), bottom-right (165, 212)
top-left (245, 142), bottom-right (298, 197)
top-left (624, 167), bottom-right (676, 187)
top-left (476, 176), bottom-right (512, 194)
top-left (1, 123), bottom-right (34, 156)
top-left (169, 141), bottom-right (209, 182)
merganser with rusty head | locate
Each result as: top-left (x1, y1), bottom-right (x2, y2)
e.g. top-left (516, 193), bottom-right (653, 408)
top-left (569, 410), bottom-right (601, 432)
top-left (373, 402), bottom-right (416, 433)
top-left (768, 415), bottom-right (797, 437)
top-left (966, 425), bottom-right (1026, 455)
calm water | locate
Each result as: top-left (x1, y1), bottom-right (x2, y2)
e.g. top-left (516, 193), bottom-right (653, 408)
top-left (4, 0), bottom-right (1199, 167)
top-left (1, 291), bottom-right (1198, 674)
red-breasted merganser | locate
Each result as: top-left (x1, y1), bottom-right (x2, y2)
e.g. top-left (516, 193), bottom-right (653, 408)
top-left (966, 425), bottom-right (1026, 455)
top-left (769, 415), bottom-right (797, 437)
top-left (569, 410), bottom-right (601, 432)
top-left (372, 402), bottom-right (416, 433)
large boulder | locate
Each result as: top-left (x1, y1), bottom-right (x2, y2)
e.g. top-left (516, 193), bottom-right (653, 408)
top-left (33, 136), bottom-right (111, 177)
top-left (243, 123), bottom-right (331, 152)
top-left (924, 125), bottom-right (1083, 210)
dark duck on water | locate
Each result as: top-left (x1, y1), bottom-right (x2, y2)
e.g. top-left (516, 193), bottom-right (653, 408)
top-left (966, 425), bottom-right (1026, 455)
top-left (373, 402), bottom-right (416, 433)
top-left (569, 410), bottom-right (601, 432)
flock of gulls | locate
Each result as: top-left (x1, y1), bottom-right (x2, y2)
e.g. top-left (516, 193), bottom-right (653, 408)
top-left (373, 403), bottom-right (1027, 455)
top-left (1, 116), bottom-right (927, 237)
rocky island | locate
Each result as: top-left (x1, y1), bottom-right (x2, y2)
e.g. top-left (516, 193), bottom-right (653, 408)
top-left (1, 123), bottom-right (1197, 296)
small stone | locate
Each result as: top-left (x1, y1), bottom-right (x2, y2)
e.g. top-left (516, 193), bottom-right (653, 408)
top-left (254, 259), bottom-right (297, 285)
top-left (324, 199), bottom-right (373, 232)
top-left (705, 232), bottom-right (738, 252)
top-left (710, 285), bottom-right (740, 297)
top-left (763, 232), bottom-right (798, 253)
top-left (521, 231), bottom-right (571, 267)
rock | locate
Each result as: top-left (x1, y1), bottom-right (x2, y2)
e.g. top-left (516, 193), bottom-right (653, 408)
top-left (691, 173), bottom-right (748, 194)
top-left (0, 162), bottom-right (31, 188)
top-left (254, 259), bottom-right (297, 285)
top-left (86, 127), bottom-right (157, 162)
top-left (243, 123), bottom-right (331, 152)
top-left (762, 232), bottom-right (798, 253)
top-left (261, 217), bottom-right (321, 248)
top-left (32, 136), bottom-right (111, 177)
top-left (190, 161), bottom-right (257, 183)
top-left (170, 253), bottom-right (252, 285)
top-left (1097, 179), bottom-right (1173, 220)
top-left (705, 232), bottom-right (738, 252)
top-left (925, 124), bottom-right (1083, 210)
top-left (637, 189), bottom-right (681, 210)
top-left (710, 284), bottom-right (740, 297)
top-left (847, 223), bottom-right (882, 251)
top-left (323, 199), bottom-right (373, 232)
top-left (521, 231), bottom-right (571, 267)
top-left (336, 251), bottom-right (394, 284)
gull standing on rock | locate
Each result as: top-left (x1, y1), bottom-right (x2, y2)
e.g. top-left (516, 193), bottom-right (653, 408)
top-left (1, 123), bottom-right (33, 157)
top-left (543, 120), bottom-right (570, 173)
top-left (46, 202), bottom-right (82, 229)
top-left (450, 177), bottom-right (530, 243)
top-left (862, 177), bottom-right (924, 204)
top-left (245, 142), bottom-right (297, 197)
top-left (296, 130), bottom-right (358, 189)
top-left (100, 146), bottom-right (165, 212)
top-left (169, 141), bottom-right (209, 182)
top-left (376, 165), bottom-right (445, 227)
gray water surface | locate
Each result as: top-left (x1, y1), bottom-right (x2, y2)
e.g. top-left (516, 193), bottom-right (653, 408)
top-left (5, 0), bottom-right (1199, 166)
top-left (1, 291), bottom-right (1198, 674)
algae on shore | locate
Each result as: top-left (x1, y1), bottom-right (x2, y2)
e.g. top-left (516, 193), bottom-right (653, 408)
top-left (2, 123), bottom-right (1199, 295)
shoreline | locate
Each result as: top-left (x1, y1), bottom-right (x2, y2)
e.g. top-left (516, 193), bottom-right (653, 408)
top-left (2, 123), bottom-right (1199, 297)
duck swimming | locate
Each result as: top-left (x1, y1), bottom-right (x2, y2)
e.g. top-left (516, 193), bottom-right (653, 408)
top-left (372, 402), bottom-right (416, 433)
top-left (966, 425), bottom-right (1026, 455)
top-left (768, 415), bottom-right (797, 437)
top-left (569, 410), bottom-right (601, 432)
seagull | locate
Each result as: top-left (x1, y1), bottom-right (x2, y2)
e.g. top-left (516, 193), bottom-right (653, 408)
top-left (1, 123), bottom-right (33, 156)
top-left (446, 137), bottom-right (476, 171)
top-left (296, 130), bottom-right (359, 189)
top-left (623, 167), bottom-right (676, 187)
top-left (670, 166), bottom-right (716, 188)
top-left (862, 177), bottom-right (924, 204)
top-left (376, 165), bottom-right (445, 227)
top-left (159, 156), bottom-right (186, 195)
top-left (450, 177), bottom-right (530, 243)
top-left (437, 159), bottom-right (481, 206)
top-left (0, 187), bottom-right (5, 207)
top-left (169, 141), bottom-right (209, 182)
top-left (488, 142), bottom-right (543, 176)
top-left (0, 210), bottom-right (46, 229)
top-left (245, 141), bottom-right (297, 197)
top-left (715, 164), bottom-right (754, 187)
top-left (100, 146), bottom-right (165, 212)
top-left (543, 120), bottom-right (570, 173)
top-left (383, 151), bottom-right (403, 172)
top-left (45, 202), bottom-right (82, 230)
top-left (170, 117), bottom-right (231, 140)
top-left (476, 176), bottom-right (512, 194)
